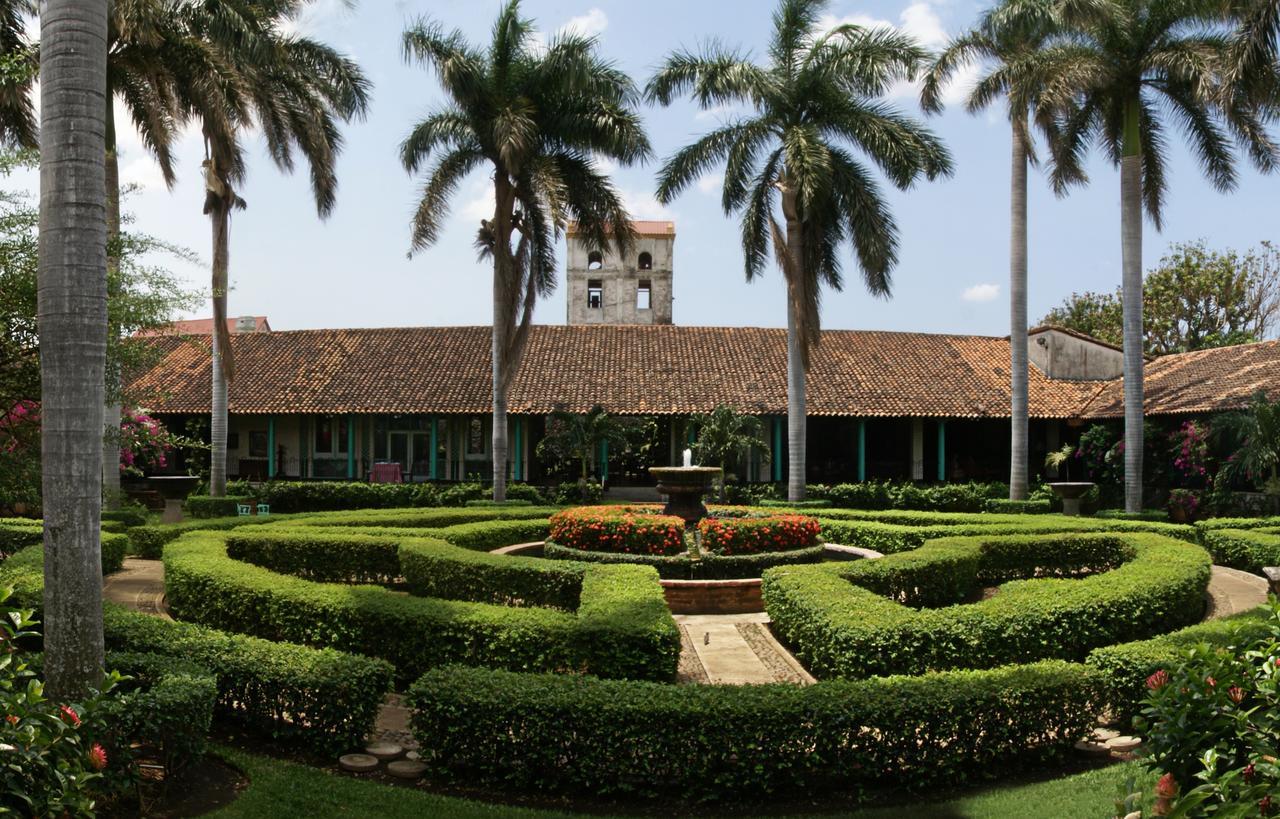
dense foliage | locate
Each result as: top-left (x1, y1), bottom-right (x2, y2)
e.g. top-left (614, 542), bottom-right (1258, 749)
top-left (548, 506), bottom-right (686, 556)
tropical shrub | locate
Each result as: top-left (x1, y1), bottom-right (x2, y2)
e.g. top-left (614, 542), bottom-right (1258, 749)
top-left (984, 498), bottom-right (1052, 514)
top-left (696, 514), bottom-right (820, 555)
top-left (408, 661), bottom-right (1102, 800)
top-left (551, 479), bottom-right (603, 505)
top-left (1198, 527), bottom-right (1280, 574)
top-left (1169, 488), bottom-right (1206, 521)
top-left (1133, 601), bottom-right (1280, 816)
top-left (547, 506), bottom-right (685, 556)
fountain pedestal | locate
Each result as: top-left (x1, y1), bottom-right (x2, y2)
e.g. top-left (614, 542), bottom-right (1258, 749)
top-left (649, 466), bottom-right (722, 527)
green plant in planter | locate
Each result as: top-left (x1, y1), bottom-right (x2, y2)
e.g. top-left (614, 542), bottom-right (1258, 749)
top-left (1216, 391), bottom-right (1280, 492)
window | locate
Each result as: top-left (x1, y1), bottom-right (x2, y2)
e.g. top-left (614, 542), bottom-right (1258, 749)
top-left (467, 418), bottom-right (485, 455)
top-left (248, 431), bottom-right (268, 458)
top-left (638, 251), bottom-right (652, 270)
top-left (587, 279), bottom-right (603, 309)
top-left (587, 250), bottom-right (603, 270)
top-left (314, 415), bottom-right (349, 456)
top-left (227, 432), bottom-right (240, 451)
top-left (637, 279), bottom-right (651, 310)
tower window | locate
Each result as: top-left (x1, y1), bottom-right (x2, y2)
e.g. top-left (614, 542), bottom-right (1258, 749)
top-left (587, 279), bottom-right (603, 309)
top-left (638, 251), bottom-right (652, 270)
top-left (637, 279), bottom-right (651, 310)
top-left (587, 250), bottom-right (603, 270)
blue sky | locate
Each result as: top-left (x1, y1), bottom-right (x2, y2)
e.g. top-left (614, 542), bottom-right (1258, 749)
top-left (14, 0), bottom-right (1280, 335)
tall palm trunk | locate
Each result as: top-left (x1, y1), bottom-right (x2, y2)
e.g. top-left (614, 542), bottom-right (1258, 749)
top-left (491, 264), bottom-right (508, 502)
top-left (208, 198), bottom-right (230, 497)
top-left (103, 90), bottom-right (121, 509)
top-left (1009, 126), bottom-right (1029, 500)
top-left (783, 203), bottom-right (807, 503)
top-left (1120, 99), bottom-right (1144, 513)
top-left (37, 0), bottom-right (109, 698)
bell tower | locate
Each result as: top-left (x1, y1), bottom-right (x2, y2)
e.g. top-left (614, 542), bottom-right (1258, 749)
top-left (566, 221), bottom-right (674, 325)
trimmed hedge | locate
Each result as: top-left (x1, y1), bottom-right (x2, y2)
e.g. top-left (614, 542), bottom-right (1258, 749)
top-left (815, 512), bottom-right (1195, 554)
top-left (0, 544), bottom-right (392, 755)
top-left (226, 527), bottom-right (402, 584)
top-left (805, 480), bottom-right (1007, 512)
top-left (543, 540), bottom-right (825, 580)
top-left (162, 530), bottom-right (679, 682)
top-left (763, 532), bottom-right (1211, 678)
top-left (758, 499), bottom-right (832, 509)
top-left (280, 506), bottom-right (556, 530)
top-left (426, 519), bottom-right (549, 551)
top-left (697, 514), bottom-right (820, 554)
top-left (400, 538), bottom-right (582, 611)
top-left (244, 480), bottom-right (548, 513)
top-left (1096, 508), bottom-right (1170, 522)
top-left (1198, 527), bottom-right (1280, 574)
top-left (103, 651), bottom-right (217, 776)
top-left (0, 519), bottom-right (124, 572)
top-left (408, 660), bottom-right (1102, 799)
top-left (983, 498), bottom-right (1052, 514)
top-left (126, 514), bottom-right (298, 559)
top-left (184, 495), bottom-right (253, 518)
top-left (464, 499), bottom-right (533, 508)
top-left (101, 508), bottom-right (148, 528)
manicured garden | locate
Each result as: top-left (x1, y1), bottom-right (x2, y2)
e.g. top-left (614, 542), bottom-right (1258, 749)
top-left (6, 500), bottom-right (1278, 814)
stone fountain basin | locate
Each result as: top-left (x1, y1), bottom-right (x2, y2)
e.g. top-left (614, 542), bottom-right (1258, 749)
top-left (649, 466), bottom-right (723, 487)
top-left (1046, 481), bottom-right (1095, 500)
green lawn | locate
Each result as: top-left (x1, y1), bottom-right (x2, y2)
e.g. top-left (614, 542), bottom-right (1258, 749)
top-left (207, 748), bottom-right (1157, 818)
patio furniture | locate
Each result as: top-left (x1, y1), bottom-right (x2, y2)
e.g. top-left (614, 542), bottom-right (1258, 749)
top-left (370, 462), bottom-right (403, 484)
top-left (237, 503), bottom-right (253, 516)
top-left (256, 503), bottom-right (271, 516)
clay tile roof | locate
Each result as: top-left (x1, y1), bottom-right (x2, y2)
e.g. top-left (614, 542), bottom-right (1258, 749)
top-left (566, 220), bottom-right (676, 237)
top-left (1081, 340), bottom-right (1280, 417)
top-left (135, 316), bottom-right (271, 337)
top-left (127, 325), bottom-right (1111, 418)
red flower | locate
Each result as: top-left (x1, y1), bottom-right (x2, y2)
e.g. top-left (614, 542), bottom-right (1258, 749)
top-left (4, 715), bottom-right (16, 726)
top-left (1155, 773), bottom-right (1179, 798)
top-left (1206, 676), bottom-right (1217, 687)
top-left (1229, 686), bottom-right (1245, 704)
top-left (59, 705), bottom-right (80, 727)
top-left (87, 743), bottom-right (108, 771)
top-left (1146, 669), bottom-right (1170, 690)
top-left (1245, 763), bottom-right (1257, 783)
top-left (1262, 795), bottom-right (1273, 816)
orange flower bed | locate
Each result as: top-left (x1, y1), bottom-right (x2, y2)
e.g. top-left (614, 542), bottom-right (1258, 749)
top-left (548, 506), bottom-right (686, 556)
top-left (696, 514), bottom-right (821, 556)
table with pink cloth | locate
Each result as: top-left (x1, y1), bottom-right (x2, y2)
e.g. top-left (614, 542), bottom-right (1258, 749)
top-left (370, 462), bottom-right (403, 483)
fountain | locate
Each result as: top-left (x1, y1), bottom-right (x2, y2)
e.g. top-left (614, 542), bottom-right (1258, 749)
top-left (1046, 481), bottom-right (1095, 516)
top-left (649, 448), bottom-right (722, 527)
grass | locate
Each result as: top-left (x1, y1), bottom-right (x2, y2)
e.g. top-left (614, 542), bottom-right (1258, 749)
top-left (207, 747), bottom-right (1157, 818)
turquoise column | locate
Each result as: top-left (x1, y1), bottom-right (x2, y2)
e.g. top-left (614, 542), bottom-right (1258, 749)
top-left (857, 419), bottom-right (866, 482)
top-left (429, 416), bottom-right (438, 480)
top-left (772, 417), bottom-right (783, 482)
top-left (267, 416), bottom-right (275, 478)
top-left (513, 418), bottom-right (523, 481)
top-left (599, 439), bottom-right (609, 482)
top-left (936, 420), bottom-right (946, 482)
top-left (298, 417), bottom-right (305, 479)
top-left (346, 414), bottom-right (355, 479)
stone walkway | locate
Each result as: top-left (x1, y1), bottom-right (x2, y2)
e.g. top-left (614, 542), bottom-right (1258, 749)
top-left (674, 613), bottom-right (815, 686)
top-left (1206, 565), bottom-right (1269, 618)
top-left (102, 558), bottom-right (170, 619)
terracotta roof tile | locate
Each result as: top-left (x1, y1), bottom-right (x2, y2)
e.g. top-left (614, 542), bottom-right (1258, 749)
top-left (128, 325), bottom-right (1112, 418)
top-left (1082, 340), bottom-right (1280, 417)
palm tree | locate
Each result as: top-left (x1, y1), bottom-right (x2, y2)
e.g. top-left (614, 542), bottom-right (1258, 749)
top-left (921, 0), bottom-right (1066, 501)
top-left (401, 1), bottom-right (650, 502)
top-left (0, 0), bottom-right (36, 150)
top-left (37, 0), bottom-right (109, 697)
top-left (691, 404), bottom-right (770, 501)
top-left (197, 4), bottom-right (369, 496)
top-left (536, 405), bottom-right (629, 488)
top-left (1215, 390), bottom-right (1280, 488)
top-left (647, 0), bottom-right (952, 502)
top-left (1041, 0), bottom-right (1279, 512)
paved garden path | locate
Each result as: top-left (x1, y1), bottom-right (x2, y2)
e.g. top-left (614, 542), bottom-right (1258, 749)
top-left (102, 558), bottom-right (170, 619)
top-left (674, 613), bottom-right (815, 686)
top-left (1206, 565), bottom-right (1269, 618)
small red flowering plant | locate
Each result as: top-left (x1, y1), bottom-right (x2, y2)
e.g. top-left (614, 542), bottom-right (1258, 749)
top-left (548, 506), bottom-right (687, 555)
top-left (1136, 599), bottom-right (1280, 816)
top-left (696, 514), bottom-right (821, 556)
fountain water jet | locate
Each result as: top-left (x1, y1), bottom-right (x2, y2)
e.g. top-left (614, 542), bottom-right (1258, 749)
top-left (649, 448), bottom-right (722, 527)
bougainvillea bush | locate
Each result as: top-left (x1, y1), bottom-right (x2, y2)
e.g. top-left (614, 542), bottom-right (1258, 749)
top-left (697, 514), bottom-right (821, 555)
top-left (548, 506), bottom-right (686, 555)
top-left (118, 408), bottom-right (189, 476)
top-left (1136, 599), bottom-right (1280, 816)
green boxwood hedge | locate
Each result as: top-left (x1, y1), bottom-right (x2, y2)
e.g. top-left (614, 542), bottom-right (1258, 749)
top-left (226, 527), bottom-right (402, 584)
top-left (280, 506), bottom-right (557, 530)
top-left (407, 660), bottom-right (1102, 799)
top-left (763, 532), bottom-right (1211, 678)
top-left (184, 495), bottom-right (254, 518)
top-left (814, 512), bottom-right (1195, 554)
top-left (102, 650), bottom-right (217, 776)
top-left (0, 544), bottom-right (392, 755)
top-left (1198, 527), bottom-right (1280, 574)
top-left (0, 519), bottom-right (125, 572)
top-left (126, 514), bottom-right (298, 559)
top-left (542, 540), bottom-right (825, 579)
top-left (399, 538), bottom-right (582, 611)
top-left (161, 530), bottom-right (679, 682)
top-left (983, 498), bottom-right (1052, 514)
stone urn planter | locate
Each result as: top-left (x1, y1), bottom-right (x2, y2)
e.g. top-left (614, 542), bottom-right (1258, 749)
top-left (1047, 482), bottom-right (1095, 516)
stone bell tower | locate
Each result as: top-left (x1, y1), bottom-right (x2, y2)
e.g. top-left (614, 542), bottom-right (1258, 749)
top-left (566, 221), bottom-right (674, 325)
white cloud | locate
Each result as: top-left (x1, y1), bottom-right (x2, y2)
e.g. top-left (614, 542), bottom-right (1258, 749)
top-left (961, 283), bottom-right (1000, 303)
top-left (278, 0), bottom-right (353, 37)
top-left (696, 173), bottom-right (724, 194)
top-left (559, 8), bottom-right (608, 38)
top-left (619, 187), bottom-right (675, 221)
